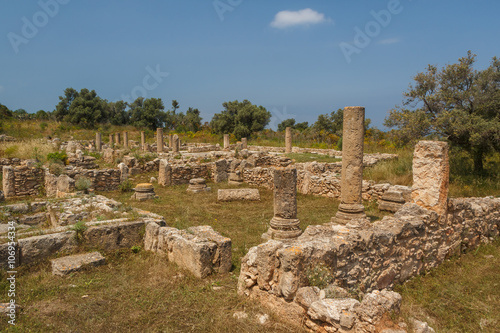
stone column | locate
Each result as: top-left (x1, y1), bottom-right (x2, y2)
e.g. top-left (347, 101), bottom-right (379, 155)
top-left (412, 141), bottom-right (449, 216)
top-left (172, 134), bottom-right (179, 153)
top-left (333, 106), bottom-right (367, 224)
top-left (285, 127), bottom-right (292, 154)
top-left (223, 134), bottom-right (230, 149)
top-left (265, 167), bottom-right (302, 240)
top-left (123, 131), bottom-right (128, 149)
top-left (241, 137), bottom-right (247, 149)
top-left (140, 131), bottom-right (145, 151)
top-left (95, 132), bottom-right (102, 151)
top-left (158, 159), bottom-right (172, 186)
top-left (118, 162), bottom-right (128, 182)
top-left (157, 128), bottom-right (163, 153)
top-left (168, 134), bottom-right (173, 148)
top-left (109, 134), bottom-right (113, 147)
top-left (2, 166), bottom-right (16, 198)
top-left (115, 133), bottom-right (120, 146)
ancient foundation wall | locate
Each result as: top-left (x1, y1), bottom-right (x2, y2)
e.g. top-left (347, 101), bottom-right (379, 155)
top-left (2, 165), bottom-right (45, 198)
top-left (238, 198), bottom-right (499, 327)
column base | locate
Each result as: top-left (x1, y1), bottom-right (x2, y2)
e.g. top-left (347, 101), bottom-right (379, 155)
top-left (263, 217), bottom-right (302, 240)
top-left (331, 203), bottom-right (367, 224)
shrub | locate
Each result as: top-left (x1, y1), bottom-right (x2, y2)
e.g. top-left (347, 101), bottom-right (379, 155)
top-left (71, 221), bottom-right (88, 243)
top-left (118, 179), bottom-right (134, 192)
top-left (48, 161), bottom-right (64, 176)
top-left (47, 151), bottom-right (68, 164)
top-left (75, 177), bottom-right (92, 192)
top-left (131, 245), bottom-right (141, 253)
top-left (306, 262), bottom-right (334, 289)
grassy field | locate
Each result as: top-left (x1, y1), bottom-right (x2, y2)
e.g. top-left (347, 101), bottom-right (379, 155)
top-left (0, 122), bottom-right (499, 332)
top-left (396, 238), bottom-right (500, 333)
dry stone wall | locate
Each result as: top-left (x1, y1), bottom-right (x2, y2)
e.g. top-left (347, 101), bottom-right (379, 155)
top-left (238, 197), bottom-right (499, 330)
top-left (2, 165), bottom-right (44, 198)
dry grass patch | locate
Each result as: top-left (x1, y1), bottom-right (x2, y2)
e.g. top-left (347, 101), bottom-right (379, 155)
top-left (396, 239), bottom-right (500, 333)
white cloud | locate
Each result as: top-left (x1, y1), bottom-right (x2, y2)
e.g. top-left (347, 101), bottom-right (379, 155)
top-left (378, 38), bottom-right (400, 45)
top-left (271, 8), bottom-right (331, 29)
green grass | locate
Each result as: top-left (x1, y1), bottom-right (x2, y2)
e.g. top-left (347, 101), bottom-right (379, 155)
top-left (396, 238), bottom-right (500, 333)
top-left (286, 153), bottom-right (341, 163)
top-left (363, 148), bottom-right (413, 186)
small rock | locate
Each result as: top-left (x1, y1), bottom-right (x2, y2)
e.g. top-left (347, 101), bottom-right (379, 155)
top-left (255, 313), bottom-right (269, 325)
top-left (411, 319), bottom-right (435, 333)
top-left (233, 311), bottom-right (248, 320)
top-left (150, 177), bottom-right (157, 183)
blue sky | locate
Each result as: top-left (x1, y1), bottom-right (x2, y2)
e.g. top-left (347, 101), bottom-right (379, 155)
top-left (1, 0), bottom-right (499, 129)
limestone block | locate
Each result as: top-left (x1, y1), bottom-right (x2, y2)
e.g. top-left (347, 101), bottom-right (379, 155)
top-left (18, 213), bottom-right (47, 226)
top-left (57, 175), bottom-right (75, 193)
top-left (84, 221), bottom-right (145, 251)
top-left (217, 188), bottom-right (260, 201)
top-left (307, 298), bottom-right (360, 325)
top-left (158, 159), bottom-right (171, 186)
top-left (18, 232), bottom-right (75, 266)
top-left (2, 166), bottom-right (15, 198)
top-left (51, 252), bottom-right (106, 276)
top-left (163, 228), bottom-right (218, 278)
top-left (355, 290), bottom-right (402, 325)
top-left (188, 225), bottom-right (232, 273)
top-left (412, 141), bottom-right (449, 216)
top-left (295, 286), bottom-right (321, 309)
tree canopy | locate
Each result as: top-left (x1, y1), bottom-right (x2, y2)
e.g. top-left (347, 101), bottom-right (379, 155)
top-left (277, 118), bottom-right (309, 132)
top-left (385, 51), bottom-right (500, 173)
top-left (210, 100), bottom-right (271, 139)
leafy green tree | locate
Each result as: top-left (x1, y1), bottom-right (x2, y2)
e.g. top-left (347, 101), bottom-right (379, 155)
top-left (129, 97), bottom-right (166, 130)
top-left (183, 107), bottom-right (202, 132)
top-left (171, 100), bottom-right (179, 114)
top-left (108, 100), bottom-right (129, 125)
top-left (313, 108), bottom-right (344, 135)
top-left (211, 100), bottom-right (271, 139)
top-left (277, 119), bottom-right (296, 132)
top-left (54, 87), bottom-right (79, 121)
top-left (13, 109), bottom-right (30, 120)
top-left (384, 51), bottom-right (500, 173)
top-left (0, 104), bottom-right (12, 118)
top-left (64, 89), bottom-right (109, 128)
top-left (35, 110), bottom-right (49, 120)
top-left (277, 119), bottom-right (309, 132)
top-left (295, 121), bottom-right (309, 132)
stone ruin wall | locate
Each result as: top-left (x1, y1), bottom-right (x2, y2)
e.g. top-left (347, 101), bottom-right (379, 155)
top-left (238, 198), bottom-right (499, 308)
top-left (3, 165), bottom-right (126, 199)
top-left (2, 165), bottom-right (45, 198)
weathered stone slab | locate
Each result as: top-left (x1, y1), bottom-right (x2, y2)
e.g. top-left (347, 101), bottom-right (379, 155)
top-left (18, 213), bottom-right (47, 226)
top-left (307, 298), bottom-right (360, 325)
top-left (51, 252), bottom-right (106, 276)
top-left (412, 141), bottom-right (449, 216)
top-left (145, 224), bottom-right (232, 278)
top-left (217, 188), bottom-right (260, 201)
top-left (188, 226), bottom-right (232, 273)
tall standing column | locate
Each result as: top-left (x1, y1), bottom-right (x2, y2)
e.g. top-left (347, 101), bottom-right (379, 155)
top-left (172, 134), bottom-right (179, 153)
top-left (141, 131), bottom-right (146, 151)
top-left (241, 137), bottom-right (247, 149)
top-left (95, 132), bottom-right (102, 151)
top-left (157, 128), bottom-right (163, 153)
top-left (285, 127), bottom-right (292, 153)
top-left (123, 131), bottom-right (128, 149)
top-left (223, 134), bottom-right (230, 149)
top-left (109, 134), bottom-right (113, 147)
top-left (264, 167), bottom-right (302, 240)
top-left (115, 133), bottom-right (120, 146)
top-left (168, 134), bottom-right (173, 148)
top-left (333, 106), bottom-right (367, 224)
